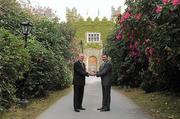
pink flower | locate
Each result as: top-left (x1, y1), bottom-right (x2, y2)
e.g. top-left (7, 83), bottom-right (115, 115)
top-left (129, 41), bottom-right (141, 58)
top-left (156, 6), bottom-right (163, 13)
top-left (119, 18), bottom-right (125, 23)
top-left (149, 48), bottom-right (154, 56)
top-left (116, 34), bottom-right (122, 41)
top-left (133, 41), bottom-right (139, 49)
top-left (135, 13), bottom-right (142, 20)
top-left (143, 39), bottom-right (150, 45)
top-left (172, 0), bottom-right (180, 6)
top-left (129, 44), bottom-right (134, 49)
top-left (119, 12), bottom-right (131, 23)
top-left (124, 12), bottom-right (131, 19)
top-left (129, 50), bottom-right (140, 58)
top-left (145, 39), bottom-right (150, 43)
top-left (162, 0), bottom-right (169, 4)
top-left (145, 47), bottom-right (154, 58)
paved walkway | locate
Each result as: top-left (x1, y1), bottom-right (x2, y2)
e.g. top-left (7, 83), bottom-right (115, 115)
top-left (37, 77), bottom-right (153, 119)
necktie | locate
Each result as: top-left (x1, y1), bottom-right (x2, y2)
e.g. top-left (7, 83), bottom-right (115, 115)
top-left (81, 62), bottom-right (85, 69)
top-left (100, 62), bottom-right (105, 70)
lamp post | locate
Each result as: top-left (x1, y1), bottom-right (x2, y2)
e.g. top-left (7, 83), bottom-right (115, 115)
top-left (80, 40), bottom-right (84, 53)
top-left (18, 21), bottom-right (32, 103)
top-left (20, 21), bottom-right (32, 48)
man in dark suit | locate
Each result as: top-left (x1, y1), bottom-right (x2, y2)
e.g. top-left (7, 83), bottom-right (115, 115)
top-left (96, 54), bottom-right (112, 112)
top-left (73, 53), bottom-right (89, 112)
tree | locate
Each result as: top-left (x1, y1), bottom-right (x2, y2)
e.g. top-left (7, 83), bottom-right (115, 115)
top-left (86, 17), bottom-right (93, 22)
top-left (94, 17), bottom-right (100, 22)
top-left (102, 17), bottom-right (108, 22)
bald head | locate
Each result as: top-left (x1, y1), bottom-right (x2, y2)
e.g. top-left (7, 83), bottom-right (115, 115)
top-left (78, 53), bottom-right (85, 62)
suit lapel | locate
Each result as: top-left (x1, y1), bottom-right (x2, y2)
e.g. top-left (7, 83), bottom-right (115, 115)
top-left (100, 61), bottom-right (108, 71)
top-left (78, 61), bottom-right (85, 70)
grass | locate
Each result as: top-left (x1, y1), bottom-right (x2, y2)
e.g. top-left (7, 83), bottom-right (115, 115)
top-left (114, 87), bottom-right (180, 119)
top-left (0, 87), bottom-right (72, 119)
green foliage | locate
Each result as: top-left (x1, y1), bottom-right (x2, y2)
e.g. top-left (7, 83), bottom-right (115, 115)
top-left (105, 0), bottom-right (180, 92)
top-left (17, 39), bottom-right (56, 98)
top-left (15, 39), bottom-right (72, 98)
top-left (140, 70), bottom-right (157, 93)
top-left (0, 0), bottom-right (30, 35)
top-left (0, 0), bottom-right (75, 112)
top-left (86, 17), bottom-right (93, 22)
top-left (71, 18), bottom-right (114, 49)
top-left (33, 17), bottom-right (76, 60)
top-left (0, 28), bottom-right (30, 110)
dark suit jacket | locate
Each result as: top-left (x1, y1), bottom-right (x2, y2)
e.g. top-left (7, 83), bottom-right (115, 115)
top-left (96, 60), bottom-right (112, 86)
top-left (73, 61), bottom-right (89, 86)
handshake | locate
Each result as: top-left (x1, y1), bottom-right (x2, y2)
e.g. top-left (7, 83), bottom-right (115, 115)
top-left (88, 71), bottom-right (97, 76)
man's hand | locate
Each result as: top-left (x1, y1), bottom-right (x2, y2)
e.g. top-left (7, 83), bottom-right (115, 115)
top-left (89, 71), bottom-right (96, 76)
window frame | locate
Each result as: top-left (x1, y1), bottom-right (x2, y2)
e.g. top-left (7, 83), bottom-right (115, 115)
top-left (87, 32), bottom-right (101, 43)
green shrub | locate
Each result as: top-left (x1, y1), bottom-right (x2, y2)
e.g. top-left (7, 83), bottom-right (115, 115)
top-left (0, 0), bottom-right (74, 112)
top-left (0, 28), bottom-right (30, 111)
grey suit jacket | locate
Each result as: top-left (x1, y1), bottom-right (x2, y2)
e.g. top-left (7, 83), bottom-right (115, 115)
top-left (96, 60), bottom-right (112, 86)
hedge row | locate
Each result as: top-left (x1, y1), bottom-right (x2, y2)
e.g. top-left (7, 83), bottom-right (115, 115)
top-left (0, 0), bottom-right (75, 111)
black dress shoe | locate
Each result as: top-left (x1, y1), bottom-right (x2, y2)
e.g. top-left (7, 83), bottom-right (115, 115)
top-left (78, 107), bottom-right (86, 110)
top-left (74, 109), bottom-right (80, 112)
top-left (97, 107), bottom-right (104, 110)
top-left (100, 108), bottom-right (110, 112)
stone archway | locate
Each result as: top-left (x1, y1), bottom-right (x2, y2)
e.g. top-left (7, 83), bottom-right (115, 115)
top-left (84, 48), bottom-right (103, 72)
top-left (88, 56), bottom-right (97, 72)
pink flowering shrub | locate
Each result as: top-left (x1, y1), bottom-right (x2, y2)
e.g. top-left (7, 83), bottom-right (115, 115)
top-left (105, 0), bottom-right (180, 92)
top-left (156, 6), bottom-right (163, 13)
top-left (172, 0), bottom-right (180, 6)
top-left (162, 0), bottom-right (169, 4)
top-left (119, 12), bottom-right (131, 23)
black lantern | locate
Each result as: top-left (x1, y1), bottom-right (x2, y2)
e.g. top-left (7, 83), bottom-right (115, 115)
top-left (20, 21), bottom-right (32, 48)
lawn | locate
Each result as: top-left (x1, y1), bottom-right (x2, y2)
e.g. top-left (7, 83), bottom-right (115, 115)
top-left (0, 87), bottom-right (72, 119)
top-left (114, 87), bottom-right (180, 119)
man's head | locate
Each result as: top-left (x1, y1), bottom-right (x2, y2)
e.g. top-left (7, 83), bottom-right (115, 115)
top-left (101, 54), bottom-right (108, 62)
top-left (78, 53), bottom-right (85, 62)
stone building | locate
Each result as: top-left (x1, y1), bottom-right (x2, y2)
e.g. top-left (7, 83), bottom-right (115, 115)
top-left (83, 32), bottom-right (103, 72)
top-left (111, 6), bottom-right (121, 22)
top-left (66, 7), bottom-right (120, 71)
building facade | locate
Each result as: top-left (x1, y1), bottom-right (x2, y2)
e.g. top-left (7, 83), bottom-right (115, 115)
top-left (66, 7), bottom-right (120, 71)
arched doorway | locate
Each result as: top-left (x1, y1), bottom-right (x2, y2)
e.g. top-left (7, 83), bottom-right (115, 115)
top-left (88, 56), bottom-right (97, 72)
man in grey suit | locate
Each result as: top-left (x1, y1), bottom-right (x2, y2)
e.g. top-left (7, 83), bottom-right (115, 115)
top-left (95, 54), bottom-right (112, 112)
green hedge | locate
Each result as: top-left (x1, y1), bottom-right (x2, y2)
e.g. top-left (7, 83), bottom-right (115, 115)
top-left (0, 28), bottom-right (30, 110)
top-left (0, 0), bottom-right (75, 112)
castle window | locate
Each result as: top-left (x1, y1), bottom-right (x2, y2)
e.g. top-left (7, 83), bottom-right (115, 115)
top-left (87, 32), bottom-right (101, 43)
